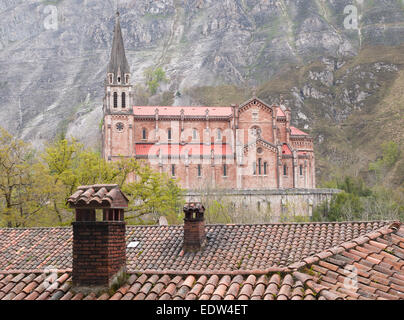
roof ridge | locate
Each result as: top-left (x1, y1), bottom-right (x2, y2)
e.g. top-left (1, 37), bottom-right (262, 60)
top-left (0, 268), bottom-right (72, 275)
top-left (0, 226), bottom-right (72, 231)
top-left (239, 96), bottom-right (272, 109)
top-left (288, 221), bottom-right (401, 270)
top-left (130, 268), bottom-right (289, 276)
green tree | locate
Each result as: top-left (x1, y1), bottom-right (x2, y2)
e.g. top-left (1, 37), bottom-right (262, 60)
top-left (122, 163), bottom-right (184, 224)
top-left (42, 138), bottom-right (83, 224)
top-left (312, 191), bottom-right (363, 222)
top-left (369, 141), bottom-right (401, 178)
top-left (144, 67), bottom-right (167, 95)
top-left (0, 128), bottom-right (55, 227)
top-left (0, 130), bottom-right (185, 227)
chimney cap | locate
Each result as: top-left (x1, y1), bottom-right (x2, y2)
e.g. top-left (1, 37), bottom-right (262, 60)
top-left (183, 202), bottom-right (205, 213)
top-left (183, 202), bottom-right (205, 221)
top-left (67, 184), bottom-right (129, 209)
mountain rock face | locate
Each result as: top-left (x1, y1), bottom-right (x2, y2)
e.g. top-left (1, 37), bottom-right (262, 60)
top-left (1, 0), bottom-right (404, 183)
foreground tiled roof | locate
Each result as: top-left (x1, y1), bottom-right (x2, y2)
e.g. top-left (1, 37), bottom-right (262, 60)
top-left (0, 221), bottom-right (390, 272)
top-left (1, 221), bottom-right (402, 300)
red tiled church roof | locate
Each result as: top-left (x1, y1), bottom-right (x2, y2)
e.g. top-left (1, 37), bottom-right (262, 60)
top-left (133, 106), bottom-right (232, 117)
top-left (282, 144), bottom-right (292, 155)
top-left (290, 126), bottom-right (309, 136)
top-left (0, 221), bottom-right (402, 300)
top-left (277, 107), bottom-right (286, 117)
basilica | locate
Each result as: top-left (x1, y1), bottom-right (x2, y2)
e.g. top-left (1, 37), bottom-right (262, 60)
top-left (102, 13), bottom-right (315, 190)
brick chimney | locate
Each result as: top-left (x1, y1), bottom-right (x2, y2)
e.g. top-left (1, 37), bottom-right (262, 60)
top-left (183, 202), bottom-right (206, 252)
top-left (67, 184), bottom-right (129, 292)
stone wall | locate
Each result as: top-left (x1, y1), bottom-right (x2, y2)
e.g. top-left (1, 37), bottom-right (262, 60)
top-left (185, 188), bottom-right (341, 223)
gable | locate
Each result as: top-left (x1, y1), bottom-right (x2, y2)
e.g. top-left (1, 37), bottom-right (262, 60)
top-left (244, 138), bottom-right (278, 154)
top-left (238, 97), bottom-right (274, 116)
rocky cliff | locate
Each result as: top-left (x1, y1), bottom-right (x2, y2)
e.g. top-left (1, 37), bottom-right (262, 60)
top-left (1, 0), bottom-right (403, 185)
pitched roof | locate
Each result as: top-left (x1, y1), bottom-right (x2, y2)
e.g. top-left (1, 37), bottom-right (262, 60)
top-left (290, 126), bottom-right (309, 136)
top-left (133, 106), bottom-right (232, 117)
top-left (282, 143), bottom-right (292, 155)
top-left (239, 97), bottom-right (271, 109)
top-left (277, 107), bottom-right (286, 117)
top-left (0, 221), bottom-right (391, 273)
top-left (107, 12), bottom-right (130, 83)
top-left (1, 221), bottom-right (402, 300)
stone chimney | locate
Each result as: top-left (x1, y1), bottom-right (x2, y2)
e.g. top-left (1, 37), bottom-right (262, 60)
top-left (183, 202), bottom-right (206, 252)
top-left (67, 184), bottom-right (129, 293)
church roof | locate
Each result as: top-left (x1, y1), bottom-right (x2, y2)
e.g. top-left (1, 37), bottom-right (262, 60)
top-left (133, 106), bottom-right (232, 117)
top-left (107, 12), bottom-right (130, 82)
top-left (290, 126), bottom-right (309, 136)
top-left (277, 107), bottom-right (286, 117)
top-left (282, 144), bottom-right (292, 155)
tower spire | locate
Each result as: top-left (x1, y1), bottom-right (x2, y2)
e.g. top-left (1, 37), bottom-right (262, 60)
top-left (107, 10), bottom-right (130, 84)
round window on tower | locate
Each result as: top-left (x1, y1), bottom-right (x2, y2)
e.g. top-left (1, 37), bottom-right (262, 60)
top-left (257, 147), bottom-right (263, 154)
top-left (116, 122), bottom-right (124, 132)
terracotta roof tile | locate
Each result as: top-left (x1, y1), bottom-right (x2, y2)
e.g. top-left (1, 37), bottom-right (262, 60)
top-left (0, 221), bottom-right (392, 273)
top-left (96, 293), bottom-right (109, 301)
top-left (1, 221), bottom-right (403, 300)
top-left (225, 283), bottom-right (240, 299)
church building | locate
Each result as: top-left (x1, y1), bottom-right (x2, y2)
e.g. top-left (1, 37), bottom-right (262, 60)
top-left (102, 13), bottom-right (315, 190)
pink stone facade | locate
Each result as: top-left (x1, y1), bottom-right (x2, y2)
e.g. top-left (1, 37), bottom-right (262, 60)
top-left (102, 97), bottom-right (316, 190)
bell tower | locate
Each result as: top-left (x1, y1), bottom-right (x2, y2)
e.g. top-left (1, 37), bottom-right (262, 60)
top-left (103, 11), bottom-right (133, 114)
top-left (102, 11), bottom-right (134, 161)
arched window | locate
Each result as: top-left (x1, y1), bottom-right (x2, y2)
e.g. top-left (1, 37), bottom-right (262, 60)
top-left (117, 76), bottom-right (121, 83)
top-left (258, 158), bottom-right (262, 175)
top-left (264, 162), bottom-right (267, 175)
top-left (168, 128), bottom-right (172, 140)
top-left (142, 128), bottom-right (147, 140)
top-left (253, 162), bottom-right (257, 175)
top-left (109, 74), bottom-right (113, 84)
top-left (217, 129), bottom-right (222, 140)
top-left (223, 164), bottom-right (227, 177)
top-left (120, 92), bottom-right (126, 108)
top-left (251, 126), bottom-right (261, 137)
top-left (113, 92), bottom-right (118, 108)
top-left (283, 164), bottom-right (287, 176)
top-left (192, 129), bottom-right (198, 140)
top-left (300, 165), bottom-right (303, 176)
top-left (122, 92), bottom-right (126, 108)
top-left (125, 75), bottom-right (129, 84)
top-left (171, 164), bottom-right (175, 176)
top-left (198, 164), bottom-right (202, 177)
